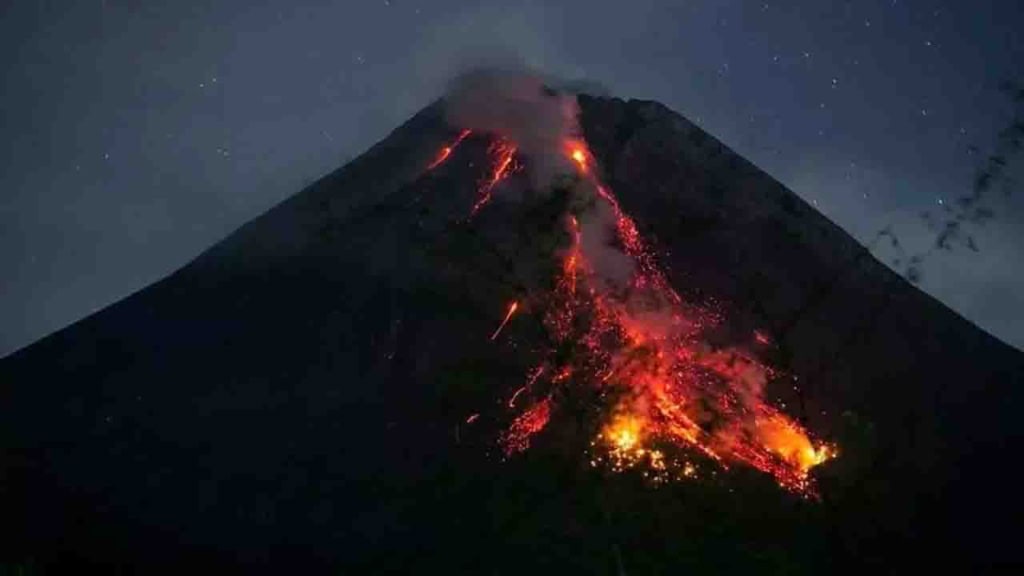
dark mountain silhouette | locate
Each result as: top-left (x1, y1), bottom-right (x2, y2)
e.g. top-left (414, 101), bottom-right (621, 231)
top-left (2, 91), bottom-right (1022, 574)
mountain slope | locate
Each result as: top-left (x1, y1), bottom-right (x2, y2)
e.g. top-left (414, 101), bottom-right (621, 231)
top-left (1, 93), bottom-right (1022, 574)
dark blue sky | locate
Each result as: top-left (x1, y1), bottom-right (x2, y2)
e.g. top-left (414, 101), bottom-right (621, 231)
top-left (2, 0), bottom-right (1022, 355)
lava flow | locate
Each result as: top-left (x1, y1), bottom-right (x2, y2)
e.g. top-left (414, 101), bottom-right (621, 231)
top-left (469, 140), bottom-right (518, 217)
top-left (479, 134), bottom-right (834, 496)
top-left (427, 129), bottom-right (471, 171)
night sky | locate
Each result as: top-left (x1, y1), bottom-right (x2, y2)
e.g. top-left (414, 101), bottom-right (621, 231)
top-left (2, 0), bottom-right (1022, 356)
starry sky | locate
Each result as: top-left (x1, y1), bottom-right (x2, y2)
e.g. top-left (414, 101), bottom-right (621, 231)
top-left (2, 0), bottom-right (1022, 356)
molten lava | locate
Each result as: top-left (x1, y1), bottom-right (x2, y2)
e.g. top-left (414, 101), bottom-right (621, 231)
top-left (427, 129), bottom-right (471, 171)
top-left (457, 128), bottom-right (833, 496)
top-left (567, 140), bottom-right (589, 173)
top-left (606, 414), bottom-right (643, 452)
top-left (469, 140), bottom-right (518, 217)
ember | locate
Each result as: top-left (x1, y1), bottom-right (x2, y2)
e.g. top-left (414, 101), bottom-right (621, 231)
top-left (489, 300), bottom-right (519, 341)
top-left (501, 397), bottom-right (552, 456)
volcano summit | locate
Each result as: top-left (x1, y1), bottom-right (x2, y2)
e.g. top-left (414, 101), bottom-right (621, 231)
top-left (2, 73), bottom-right (1021, 574)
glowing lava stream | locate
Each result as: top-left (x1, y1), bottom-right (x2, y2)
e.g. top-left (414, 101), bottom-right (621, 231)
top-left (469, 141), bottom-right (518, 217)
top-left (490, 136), bottom-right (834, 495)
top-left (427, 129), bottom-right (471, 171)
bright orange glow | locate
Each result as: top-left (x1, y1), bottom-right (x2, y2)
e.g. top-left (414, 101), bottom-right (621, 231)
top-left (427, 129), bottom-right (471, 170)
top-left (470, 133), bottom-right (836, 496)
top-left (571, 149), bottom-right (587, 171)
top-left (470, 140), bottom-right (518, 217)
top-left (756, 415), bottom-right (835, 473)
top-left (605, 414), bottom-right (643, 451)
top-left (489, 300), bottom-right (519, 341)
top-left (565, 139), bottom-right (590, 173)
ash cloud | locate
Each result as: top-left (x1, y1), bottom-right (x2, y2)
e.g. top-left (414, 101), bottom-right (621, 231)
top-left (578, 197), bottom-right (637, 292)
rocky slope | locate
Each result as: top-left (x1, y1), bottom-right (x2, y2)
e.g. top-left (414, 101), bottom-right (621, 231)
top-left (1, 93), bottom-right (1021, 574)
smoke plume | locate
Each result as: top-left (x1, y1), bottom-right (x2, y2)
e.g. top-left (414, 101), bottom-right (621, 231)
top-left (444, 69), bottom-right (580, 188)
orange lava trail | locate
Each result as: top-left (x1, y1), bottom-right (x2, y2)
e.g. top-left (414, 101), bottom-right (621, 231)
top-left (427, 129), bottom-right (471, 171)
top-left (469, 141), bottom-right (517, 217)
top-left (489, 300), bottom-right (519, 341)
top-left (564, 215), bottom-right (582, 296)
top-left (492, 135), bottom-right (834, 496)
top-left (566, 139), bottom-right (590, 174)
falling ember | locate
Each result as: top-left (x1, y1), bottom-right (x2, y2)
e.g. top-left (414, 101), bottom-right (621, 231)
top-left (489, 300), bottom-right (519, 341)
top-left (500, 397), bottom-right (552, 456)
top-left (484, 133), bottom-right (835, 497)
top-left (466, 413), bottom-right (480, 424)
top-left (469, 140), bottom-right (518, 217)
top-left (563, 215), bottom-right (582, 296)
top-left (427, 129), bottom-right (471, 171)
top-left (508, 365), bottom-right (546, 408)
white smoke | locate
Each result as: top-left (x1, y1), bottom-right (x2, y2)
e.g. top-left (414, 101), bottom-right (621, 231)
top-left (578, 196), bottom-right (637, 292)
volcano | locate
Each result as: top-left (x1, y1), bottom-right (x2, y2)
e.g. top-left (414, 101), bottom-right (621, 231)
top-left (2, 76), bottom-right (1022, 574)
